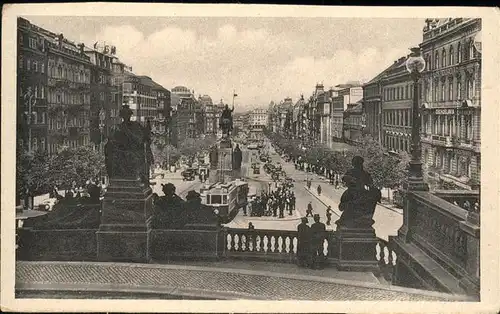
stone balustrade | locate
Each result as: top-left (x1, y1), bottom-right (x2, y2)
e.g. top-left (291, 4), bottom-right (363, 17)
top-left (224, 228), bottom-right (336, 264)
top-left (376, 238), bottom-right (397, 282)
top-left (390, 190), bottom-right (480, 298)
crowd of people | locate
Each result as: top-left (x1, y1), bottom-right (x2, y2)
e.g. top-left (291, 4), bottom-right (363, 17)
top-left (248, 184), bottom-right (296, 218)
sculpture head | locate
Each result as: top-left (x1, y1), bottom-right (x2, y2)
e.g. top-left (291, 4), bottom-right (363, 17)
top-left (119, 105), bottom-right (133, 122)
top-left (301, 217), bottom-right (308, 224)
top-left (352, 156), bottom-right (364, 169)
top-left (225, 104), bottom-right (229, 110)
top-left (162, 183), bottom-right (176, 196)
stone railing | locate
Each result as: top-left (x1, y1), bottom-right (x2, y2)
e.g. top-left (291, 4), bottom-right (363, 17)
top-left (376, 238), bottom-right (397, 282)
top-left (432, 190), bottom-right (480, 214)
top-left (224, 228), bottom-right (337, 264)
top-left (391, 190), bottom-right (480, 297)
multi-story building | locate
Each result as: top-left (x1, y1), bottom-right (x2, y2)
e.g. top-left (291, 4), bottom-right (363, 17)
top-left (249, 108), bottom-right (268, 140)
top-left (84, 45), bottom-right (114, 147)
top-left (362, 72), bottom-right (386, 143)
top-left (343, 102), bottom-right (364, 144)
top-left (331, 82), bottom-right (363, 142)
top-left (380, 56), bottom-right (414, 153)
top-left (151, 81), bottom-right (171, 144)
top-left (311, 84), bottom-right (334, 147)
top-left (200, 95), bottom-right (217, 135)
top-left (110, 57), bottom-right (131, 128)
top-left (44, 33), bottom-right (93, 154)
top-left (171, 86), bottom-right (203, 142)
top-left (419, 18), bottom-right (481, 189)
top-left (17, 17), bottom-right (50, 153)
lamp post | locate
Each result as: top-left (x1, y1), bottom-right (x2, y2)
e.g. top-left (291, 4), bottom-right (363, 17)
top-left (405, 47), bottom-right (429, 191)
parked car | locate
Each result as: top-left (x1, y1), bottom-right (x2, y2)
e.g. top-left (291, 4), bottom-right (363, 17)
top-left (38, 198), bottom-right (58, 211)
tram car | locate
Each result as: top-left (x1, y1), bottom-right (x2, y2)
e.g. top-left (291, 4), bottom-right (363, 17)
top-left (200, 179), bottom-right (249, 223)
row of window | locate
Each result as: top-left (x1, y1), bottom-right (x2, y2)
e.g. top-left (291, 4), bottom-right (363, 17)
top-left (19, 56), bottom-right (45, 73)
top-left (422, 114), bottom-right (474, 140)
top-left (424, 39), bottom-right (478, 71)
top-left (383, 109), bottom-right (412, 127)
top-left (383, 84), bottom-right (414, 102)
top-left (20, 137), bottom-right (89, 155)
top-left (48, 62), bottom-right (91, 84)
top-left (427, 149), bottom-right (473, 179)
top-left (20, 85), bottom-right (45, 100)
top-left (423, 74), bottom-right (476, 103)
top-left (383, 135), bottom-right (410, 153)
top-left (48, 117), bottom-right (89, 130)
top-left (48, 90), bottom-right (90, 105)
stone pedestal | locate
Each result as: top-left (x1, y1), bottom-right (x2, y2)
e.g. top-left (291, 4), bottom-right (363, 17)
top-left (149, 229), bottom-right (225, 261)
top-left (97, 178), bottom-right (153, 262)
top-left (335, 226), bottom-right (379, 272)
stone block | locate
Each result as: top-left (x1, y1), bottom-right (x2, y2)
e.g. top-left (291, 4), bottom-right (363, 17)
top-left (149, 229), bottom-right (225, 261)
top-left (335, 226), bottom-right (379, 272)
top-left (18, 229), bottom-right (98, 261)
top-left (97, 230), bottom-right (150, 262)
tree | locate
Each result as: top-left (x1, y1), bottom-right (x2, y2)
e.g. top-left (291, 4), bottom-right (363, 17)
top-left (46, 145), bottom-right (105, 189)
top-left (16, 148), bottom-right (51, 201)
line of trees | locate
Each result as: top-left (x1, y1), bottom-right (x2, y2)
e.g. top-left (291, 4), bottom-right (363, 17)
top-left (266, 131), bottom-right (410, 192)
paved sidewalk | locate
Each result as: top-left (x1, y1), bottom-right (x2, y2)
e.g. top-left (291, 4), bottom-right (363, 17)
top-left (15, 261), bottom-right (472, 301)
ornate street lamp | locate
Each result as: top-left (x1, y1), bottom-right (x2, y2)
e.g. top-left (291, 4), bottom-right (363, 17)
top-left (405, 47), bottom-right (428, 191)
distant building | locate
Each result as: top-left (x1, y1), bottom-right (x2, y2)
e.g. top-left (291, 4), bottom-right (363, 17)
top-left (249, 108), bottom-right (268, 140)
top-left (331, 82), bottom-right (363, 141)
top-left (343, 102), bottom-right (364, 144)
top-left (200, 95), bottom-right (216, 135)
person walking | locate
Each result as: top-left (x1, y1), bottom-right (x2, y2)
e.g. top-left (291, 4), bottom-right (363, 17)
top-left (278, 200), bottom-right (285, 218)
top-left (317, 184), bottom-right (322, 196)
top-left (272, 199), bottom-right (278, 217)
top-left (326, 205), bottom-right (333, 226)
top-left (297, 217), bottom-right (312, 268)
top-left (310, 214), bottom-right (326, 269)
top-left (306, 201), bottom-right (314, 217)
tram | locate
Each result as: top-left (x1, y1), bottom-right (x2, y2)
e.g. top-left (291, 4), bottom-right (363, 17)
top-left (200, 179), bottom-right (249, 223)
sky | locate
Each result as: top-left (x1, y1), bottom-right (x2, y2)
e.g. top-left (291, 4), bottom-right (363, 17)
top-left (24, 16), bottom-right (425, 112)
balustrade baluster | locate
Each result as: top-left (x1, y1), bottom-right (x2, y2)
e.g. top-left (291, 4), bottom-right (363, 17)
top-left (269, 236), bottom-right (275, 253)
top-left (263, 235), bottom-right (269, 253)
top-left (284, 236), bottom-right (290, 254)
top-left (240, 234), bottom-right (247, 252)
top-left (277, 236), bottom-right (283, 253)
top-left (323, 239), bottom-right (328, 257)
top-left (292, 237), bottom-right (298, 254)
top-left (257, 235), bottom-right (263, 252)
top-left (234, 234), bottom-right (240, 252)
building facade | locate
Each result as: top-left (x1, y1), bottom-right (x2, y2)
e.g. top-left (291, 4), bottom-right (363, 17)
top-left (85, 46), bottom-right (114, 147)
top-left (200, 95), bottom-right (217, 135)
top-left (331, 83), bottom-right (363, 142)
top-left (380, 57), bottom-right (414, 153)
top-left (249, 108), bottom-right (268, 140)
top-left (343, 102), bottom-right (364, 144)
top-left (419, 18), bottom-right (481, 189)
top-left (362, 74), bottom-right (385, 143)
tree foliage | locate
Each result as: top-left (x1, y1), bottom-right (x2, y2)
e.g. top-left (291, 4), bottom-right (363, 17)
top-left (46, 145), bottom-right (105, 189)
top-left (16, 148), bottom-right (51, 198)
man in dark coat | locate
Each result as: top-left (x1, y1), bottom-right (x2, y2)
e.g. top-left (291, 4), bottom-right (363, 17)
top-left (297, 217), bottom-right (311, 267)
top-left (310, 214), bottom-right (326, 269)
top-left (306, 201), bottom-right (314, 217)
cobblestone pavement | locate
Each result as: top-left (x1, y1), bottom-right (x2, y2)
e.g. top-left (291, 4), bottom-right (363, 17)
top-left (15, 261), bottom-right (470, 301)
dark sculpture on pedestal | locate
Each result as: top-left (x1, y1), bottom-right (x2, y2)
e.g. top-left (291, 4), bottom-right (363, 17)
top-left (105, 105), bottom-right (153, 185)
top-left (232, 144), bottom-right (243, 170)
top-left (336, 156), bottom-right (381, 229)
top-left (219, 104), bottom-right (234, 138)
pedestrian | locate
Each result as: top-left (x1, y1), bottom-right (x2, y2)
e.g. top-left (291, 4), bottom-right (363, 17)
top-left (243, 202), bottom-right (248, 216)
top-left (310, 214), bottom-right (326, 269)
top-left (272, 199), bottom-right (278, 217)
top-left (290, 193), bottom-right (296, 212)
top-left (326, 206), bottom-right (332, 225)
top-left (297, 217), bottom-right (312, 268)
top-left (306, 201), bottom-right (314, 217)
top-left (279, 200), bottom-right (285, 218)
top-left (317, 184), bottom-right (322, 196)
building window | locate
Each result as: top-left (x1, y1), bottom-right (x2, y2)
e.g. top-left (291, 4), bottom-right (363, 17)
top-left (29, 37), bottom-right (37, 49)
top-left (32, 138), bottom-right (38, 151)
top-left (19, 56), bottom-right (23, 69)
top-left (467, 75), bottom-right (475, 99)
top-left (469, 40), bottom-right (475, 60)
top-left (442, 49), bottom-right (446, 67)
top-left (41, 63), bottom-right (45, 73)
top-left (449, 46), bottom-right (454, 65)
top-left (27, 59), bottom-right (31, 70)
top-left (457, 76), bottom-right (462, 99)
top-left (441, 80), bottom-right (446, 101)
top-left (457, 42), bottom-right (462, 63)
top-left (434, 51), bottom-right (439, 69)
top-left (448, 79), bottom-right (453, 101)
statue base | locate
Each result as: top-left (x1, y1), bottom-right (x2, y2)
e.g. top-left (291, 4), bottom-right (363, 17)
top-left (219, 137), bottom-right (232, 149)
top-left (149, 229), bottom-right (225, 262)
top-left (335, 226), bottom-right (379, 273)
top-left (97, 178), bottom-right (153, 263)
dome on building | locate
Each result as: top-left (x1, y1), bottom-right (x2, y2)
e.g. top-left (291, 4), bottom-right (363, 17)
top-left (171, 85), bottom-right (193, 97)
top-left (199, 95), bottom-right (213, 105)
